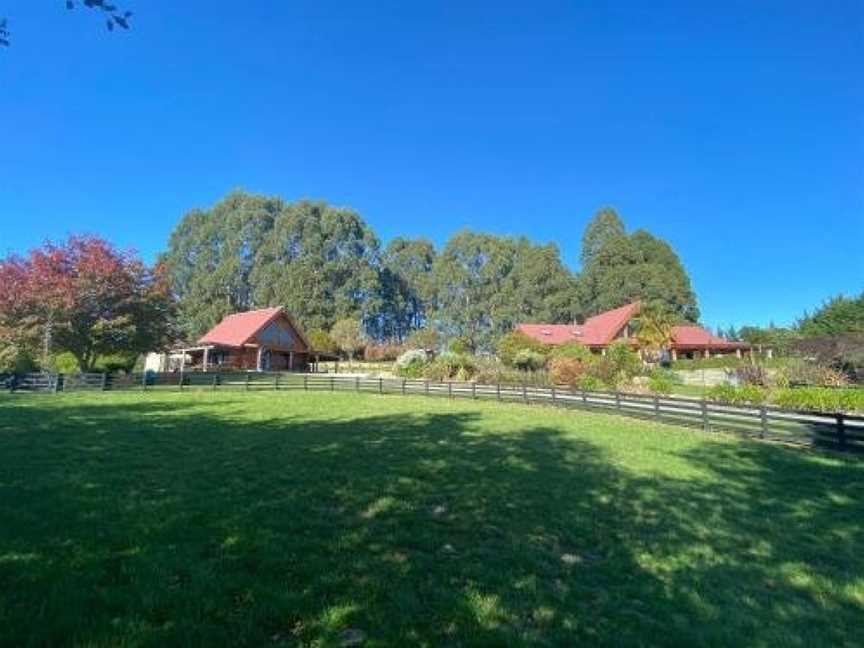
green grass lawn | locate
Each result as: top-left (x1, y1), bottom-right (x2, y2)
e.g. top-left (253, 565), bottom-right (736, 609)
top-left (1, 391), bottom-right (862, 647)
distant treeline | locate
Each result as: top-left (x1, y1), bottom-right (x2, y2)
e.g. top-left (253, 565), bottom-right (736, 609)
top-left (162, 191), bottom-right (698, 350)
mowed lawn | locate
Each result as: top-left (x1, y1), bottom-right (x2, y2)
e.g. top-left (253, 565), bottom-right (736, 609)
top-left (0, 392), bottom-right (862, 647)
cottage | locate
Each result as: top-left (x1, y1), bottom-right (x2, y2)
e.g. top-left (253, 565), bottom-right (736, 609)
top-left (516, 302), bottom-right (750, 360)
top-left (174, 307), bottom-right (313, 372)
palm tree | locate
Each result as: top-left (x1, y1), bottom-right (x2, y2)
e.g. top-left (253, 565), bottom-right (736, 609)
top-left (636, 305), bottom-right (676, 364)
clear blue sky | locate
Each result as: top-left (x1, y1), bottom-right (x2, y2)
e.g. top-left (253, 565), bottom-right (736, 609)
top-left (1, 1), bottom-right (861, 331)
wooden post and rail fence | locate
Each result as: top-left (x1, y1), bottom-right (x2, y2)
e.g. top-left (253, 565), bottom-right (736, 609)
top-left (2, 371), bottom-right (862, 453)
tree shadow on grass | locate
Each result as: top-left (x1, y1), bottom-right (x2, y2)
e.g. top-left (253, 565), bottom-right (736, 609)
top-left (0, 394), bottom-right (862, 646)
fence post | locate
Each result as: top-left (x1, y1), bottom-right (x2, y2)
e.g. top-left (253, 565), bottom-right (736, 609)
top-left (425, 380), bottom-right (430, 396)
top-left (52, 374), bottom-right (60, 394)
top-left (497, 383), bottom-right (501, 401)
top-left (355, 376), bottom-right (360, 392)
top-left (245, 373), bottom-right (250, 391)
top-left (759, 405), bottom-right (768, 439)
top-left (379, 377), bottom-right (383, 394)
top-left (402, 379), bottom-right (406, 396)
top-left (701, 400), bottom-right (708, 430)
top-left (654, 395), bottom-right (660, 420)
top-left (837, 413), bottom-right (847, 450)
top-left (581, 388), bottom-right (587, 407)
top-left (214, 373), bottom-right (220, 390)
top-left (551, 386), bottom-right (556, 406)
top-left (331, 376), bottom-right (335, 392)
top-left (523, 384), bottom-right (528, 404)
top-left (101, 372), bottom-right (108, 392)
top-left (614, 390), bottom-right (621, 410)
top-left (448, 382), bottom-right (452, 399)
top-left (304, 374), bottom-right (308, 391)
top-left (472, 382), bottom-right (476, 400)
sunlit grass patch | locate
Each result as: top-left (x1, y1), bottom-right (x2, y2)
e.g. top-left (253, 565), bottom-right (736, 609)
top-left (0, 390), bottom-right (861, 646)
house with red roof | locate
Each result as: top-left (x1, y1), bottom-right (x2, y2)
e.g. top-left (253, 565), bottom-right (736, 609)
top-left (516, 302), bottom-right (749, 360)
top-left (175, 307), bottom-right (313, 372)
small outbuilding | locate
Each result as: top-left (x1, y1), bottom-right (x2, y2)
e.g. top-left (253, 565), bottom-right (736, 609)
top-left (175, 307), bottom-right (314, 372)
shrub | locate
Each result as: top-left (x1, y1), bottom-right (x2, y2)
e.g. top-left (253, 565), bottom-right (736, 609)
top-left (93, 352), bottom-right (138, 373)
top-left (395, 349), bottom-right (427, 369)
top-left (606, 341), bottom-right (641, 377)
top-left (423, 352), bottom-right (477, 382)
top-left (548, 356), bottom-right (587, 386)
top-left (774, 362), bottom-right (849, 388)
top-left (513, 349), bottom-right (546, 372)
top-left (496, 331), bottom-right (549, 367)
top-left (549, 342), bottom-right (593, 362)
top-left (587, 343), bottom-right (640, 388)
top-left (0, 344), bottom-right (38, 373)
top-left (448, 337), bottom-right (472, 355)
top-left (735, 365), bottom-right (769, 387)
top-left (771, 387), bottom-right (864, 413)
top-left (471, 359), bottom-right (552, 387)
top-left (364, 342), bottom-right (403, 362)
top-left (707, 384), bottom-right (767, 405)
top-left (648, 370), bottom-right (675, 395)
top-left (52, 351), bottom-right (80, 374)
top-left (577, 375), bottom-right (605, 392)
top-left (394, 349), bottom-right (428, 378)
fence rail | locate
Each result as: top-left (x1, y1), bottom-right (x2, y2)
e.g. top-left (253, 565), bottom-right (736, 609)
top-left (5, 372), bottom-right (863, 453)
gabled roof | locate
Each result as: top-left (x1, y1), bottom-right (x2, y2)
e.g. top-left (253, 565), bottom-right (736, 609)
top-left (581, 302), bottom-right (641, 346)
top-left (516, 323), bottom-right (585, 345)
top-left (671, 325), bottom-right (748, 350)
top-left (516, 302), bottom-right (640, 347)
top-left (199, 307), bottom-right (308, 349)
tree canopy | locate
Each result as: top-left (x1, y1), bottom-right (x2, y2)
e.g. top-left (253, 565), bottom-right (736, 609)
top-left (160, 191), bottom-right (699, 352)
top-left (580, 207), bottom-right (625, 267)
top-left (578, 219), bottom-right (699, 322)
top-left (0, 236), bottom-right (173, 371)
top-left (430, 230), bottom-right (578, 350)
top-left (798, 293), bottom-right (864, 336)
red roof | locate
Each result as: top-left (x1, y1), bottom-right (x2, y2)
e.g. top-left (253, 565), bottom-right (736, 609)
top-left (199, 307), bottom-right (283, 347)
top-left (671, 325), bottom-right (748, 350)
top-left (517, 302), bottom-right (748, 350)
top-left (516, 323), bottom-right (586, 345)
top-left (581, 302), bottom-right (641, 346)
top-left (516, 302), bottom-right (640, 347)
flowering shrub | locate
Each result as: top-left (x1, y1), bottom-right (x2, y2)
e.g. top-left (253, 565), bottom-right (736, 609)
top-left (395, 349), bottom-right (427, 368)
top-left (394, 349), bottom-right (428, 378)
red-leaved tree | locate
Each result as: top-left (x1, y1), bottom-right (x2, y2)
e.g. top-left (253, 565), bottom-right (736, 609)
top-left (0, 236), bottom-right (175, 372)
